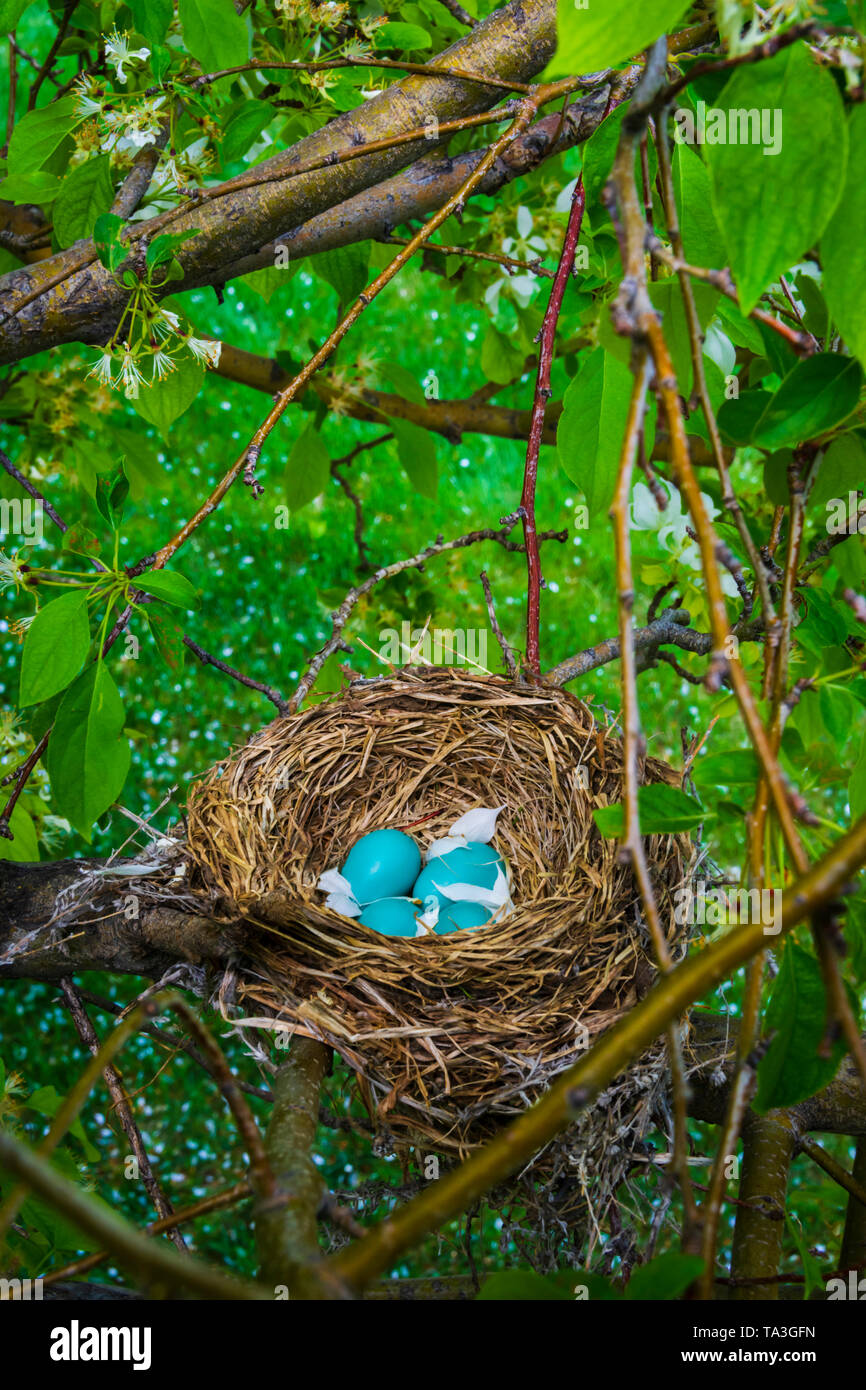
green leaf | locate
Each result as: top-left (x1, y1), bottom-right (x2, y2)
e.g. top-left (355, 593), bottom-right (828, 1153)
top-left (748, 355), bottom-right (862, 450)
top-left (810, 433), bottom-right (866, 510)
top-left (221, 100), bottom-right (276, 166)
top-left (823, 105), bottom-right (866, 371)
top-left (133, 568), bottom-right (200, 610)
top-left (313, 244), bottom-right (370, 305)
top-left (581, 106), bottom-right (625, 207)
top-left (46, 663), bottom-right (131, 842)
top-left (19, 590), bottom-right (90, 707)
top-left (0, 804), bottom-right (39, 863)
top-left (557, 347), bottom-right (633, 515)
top-left (594, 784), bottom-right (707, 837)
top-left (755, 942), bottom-right (853, 1112)
top-left (648, 279), bottom-right (718, 397)
top-left (112, 428), bottom-right (167, 501)
top-left (480, 325), bottom-right (524, 387)
top-left (26, 1086), bottom-right (99, 1160)
top-left (693, 749), bottom-right (760, 787)
top-left (62, 522), bottom-right (102, 562)
top-left (241, 263), bottom-right (296, 302)
top-left (717, 388), bottom-right (773, 446)
top-left (0, 171), bottom-right (62, 204)
top-left (0, 0), bottom-right (37, 35)
top-left (178, 0), bottom-right (250, 72)
top-left (376, 21), bottom-right (432, 50)
top-left (548, 0), bottom-right (691, 79)
top-left (706, 42), bottom-right (847, 314)
top-left (94, 466), bottom-right (129, 531)
top-left (7, 96), bottom-right (79, 176)
top-left (146, 608), bottom-right (186, 671)
top-left (378, 360), bottom-right (426, 404)
top-left (625, 1253), bottom-right (704, 1301)
top-left (53, 156), bottom-right (114, 249)
top-left (131, 355), bottom-right (205, 437)
top-left (145, 229), bottom-right (198, 271)
top-left (672, 142), bottom-right (726, 269)
top-left (93, 212), bottom-right (128, 272)
top-left (284, 423), bottom-right (331, 511)
top-left (127, 0), bottom-right (173, 44)
top-left (387, 416), bottom-right (438, 499)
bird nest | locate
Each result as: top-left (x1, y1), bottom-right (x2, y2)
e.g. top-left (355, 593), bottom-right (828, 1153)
top-left (182, 667), bottom-right (691, 1193)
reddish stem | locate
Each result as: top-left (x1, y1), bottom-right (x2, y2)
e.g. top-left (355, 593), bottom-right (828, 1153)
top-left (521, 177), bottom-right (586, 678)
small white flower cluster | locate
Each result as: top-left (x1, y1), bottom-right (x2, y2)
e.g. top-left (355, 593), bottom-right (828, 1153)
top-left (88, 307), bottom-right (222, 400)
top-left (0, 551), bottom-right (30, 596)
top-left (105, 28), bottom-right (150, 84)
top-left (486, 205), bottom-right (546, 314)
top-left (73, 67), bottom-right (166, 158)
top-left (630, 479), bottom-right (741, 598)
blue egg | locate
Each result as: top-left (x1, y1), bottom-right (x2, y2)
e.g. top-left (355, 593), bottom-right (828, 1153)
top-left (413, 844), bottom-right (504, 908)
top-left (437, 900), bottom-right (492, 934)
top-left (342, 829), bottom-right (421, 905)
top-left (358, 897), bottom-right (420, 937)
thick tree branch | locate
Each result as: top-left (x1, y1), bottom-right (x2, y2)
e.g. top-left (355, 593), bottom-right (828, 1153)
top-left (0, 0), bottom-right (557, 364)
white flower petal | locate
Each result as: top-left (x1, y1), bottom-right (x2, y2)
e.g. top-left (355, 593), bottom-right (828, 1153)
top-left (630, 481), bottom-right (664, 531)
top-left (425, 835), bottom-right (466, 863)
top-left (438, 868), bottom-right (512, 911)
top-left (447, 804), bottom-right (506, 844)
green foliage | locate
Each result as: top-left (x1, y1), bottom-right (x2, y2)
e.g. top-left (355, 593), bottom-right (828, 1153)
top-left (549, 0), bottom-right (692, 79)
top-left (557, 347), bottom-right (634, 515)
top-left (283, 421), bottom-right (331, 511)
top-left (0, 0), bottom-right (37, 35)
top-left (705, 42), bottom-right (847, 313)
top-left (593, 785), bottom-right (708, 837)
top-left (755, 943), bottom-right (856, 1112)
top-left (387, 416), bottom-right (438, 499)
top-left (6, 96), bottom-right (79, 177)
top-left (19, 591), bottom-right (90, 707)
top-left (822, 104), bottom-right (866, 371)
top-left (130, 356), bottom-right (205, 436)
top-left (53, 157), bottom-right (115, 249)
top-left (133, 568), bottom-right (200, 610)
top-left (45, 663), bottom-right (131, 841)
top-left (1, 0), bottom-right (865, 1299)
top-left (178, 0), bottom-right (250, 72)
top-left (719, 354), bottom-right (862, 449)
top-left (127, 0), bottom-right (173, 45)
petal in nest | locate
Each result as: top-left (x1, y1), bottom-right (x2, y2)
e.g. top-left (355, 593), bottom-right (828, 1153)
top-left (446, 804), bottom-right (507, 845)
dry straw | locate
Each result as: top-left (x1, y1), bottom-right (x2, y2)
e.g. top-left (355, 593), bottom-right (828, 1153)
top-left (184, 667), bottom-right (691, 1185)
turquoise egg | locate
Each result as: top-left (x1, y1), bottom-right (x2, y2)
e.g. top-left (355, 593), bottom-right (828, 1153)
top-left (342, 829), bottom-right (421, 905)
top-left (437, 900), bottom-right (492, 934)
top-left (358, 897), bottom-right (420, 937)
top-left (413, 843), bottom-right (504, 908)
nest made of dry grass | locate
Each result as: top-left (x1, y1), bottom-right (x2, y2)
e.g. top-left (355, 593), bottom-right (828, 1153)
top-left (183, 666), bottom-right (691, 1173)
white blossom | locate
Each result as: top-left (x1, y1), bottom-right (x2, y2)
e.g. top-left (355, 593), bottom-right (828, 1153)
top-left (187, 336), bottom-right (222, 369)
top-left (104, 29), bottom-right (150, 85)
top-left (86, 351), bottom-right (116, 387)
top-left (630, 480), bottom-right (740, 598)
